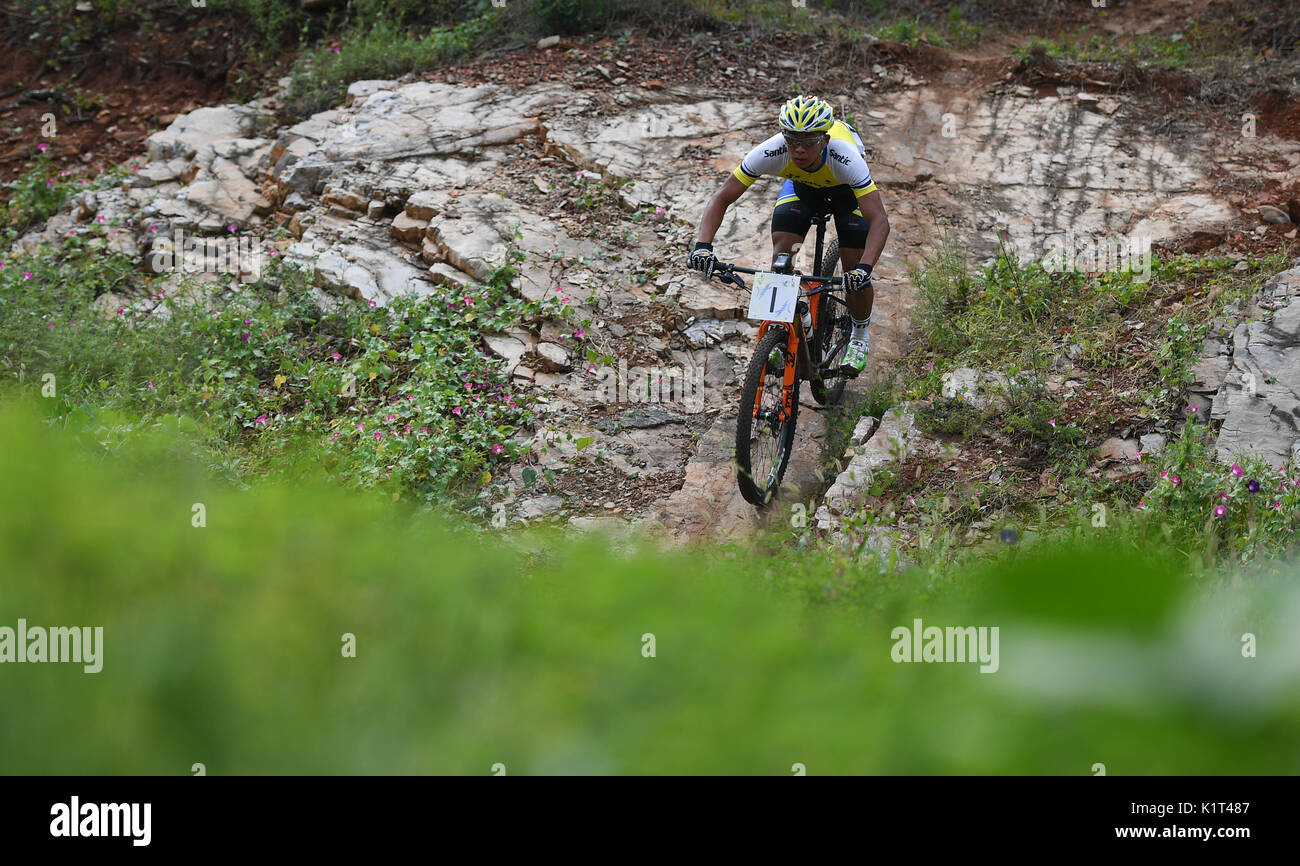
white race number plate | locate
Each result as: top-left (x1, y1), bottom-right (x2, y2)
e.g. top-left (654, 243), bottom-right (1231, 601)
top-left (747, 272), bottom-right (800, 323)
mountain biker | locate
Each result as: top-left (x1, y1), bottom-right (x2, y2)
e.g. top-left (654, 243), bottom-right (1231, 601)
top-left (687, 95), bottom-right (890, 373)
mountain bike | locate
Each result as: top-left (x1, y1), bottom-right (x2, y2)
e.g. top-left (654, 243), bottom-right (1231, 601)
top-left (702, 212), bottom-right (855, 507)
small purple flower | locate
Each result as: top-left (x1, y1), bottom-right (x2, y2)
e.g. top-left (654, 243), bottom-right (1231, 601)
top-left (240, 332), bottom-right (250, 342)
top-left (1214, 504), bottom-right (1226, 517)
top-left (1247, 480), bottom-right (1260, 493)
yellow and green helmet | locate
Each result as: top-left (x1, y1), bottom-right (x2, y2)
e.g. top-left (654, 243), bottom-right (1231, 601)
top-left (778, 95), bottom-right (834, 135)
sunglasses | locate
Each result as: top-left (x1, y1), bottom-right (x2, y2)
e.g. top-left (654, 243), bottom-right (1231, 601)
top-left (782, 133), bottom-right (825, 150)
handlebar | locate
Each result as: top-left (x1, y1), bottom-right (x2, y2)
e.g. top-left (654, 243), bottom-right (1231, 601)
top-left (707, 261), bottom-right (844, 295)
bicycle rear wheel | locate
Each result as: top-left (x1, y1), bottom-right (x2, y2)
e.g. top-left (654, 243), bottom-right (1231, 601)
top-left (735, 327), bottom-right (799, 507)
top-left (812, 238), bottom-right (851, 406)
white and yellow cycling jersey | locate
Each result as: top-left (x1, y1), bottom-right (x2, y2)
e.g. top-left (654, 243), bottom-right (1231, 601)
top-left (731, 120), bottom-right (877, 198)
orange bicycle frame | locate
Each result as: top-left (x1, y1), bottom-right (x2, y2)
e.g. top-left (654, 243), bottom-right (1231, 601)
top-left (751, 280), bottom-right (826, 424)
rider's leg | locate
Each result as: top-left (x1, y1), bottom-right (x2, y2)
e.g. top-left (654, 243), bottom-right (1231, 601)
top-left (833, 202), bottom-right (874, 361)
top-left (770, 180), bottom-right (812, 267)
top-left (837, 245), bottom-right (874, 321)
top-left (772, 231), bottom-right (805, 260)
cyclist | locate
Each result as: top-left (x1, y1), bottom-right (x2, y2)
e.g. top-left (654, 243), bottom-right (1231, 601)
top-left (687, 95), bottom-right (890, 373)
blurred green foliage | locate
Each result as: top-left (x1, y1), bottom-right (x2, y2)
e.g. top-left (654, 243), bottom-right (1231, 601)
top-left (1, 398), bottom-right (1297, 774)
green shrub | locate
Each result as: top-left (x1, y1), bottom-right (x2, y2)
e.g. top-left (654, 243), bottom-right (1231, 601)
top-left (531, 0), bottom-right (614, 35)
top-left (1141, 414), bottom-right (1300, 566)
top-left (1, 229), bottom-right (581, 508)
top-left (283, 11), bottom-right (502, 117)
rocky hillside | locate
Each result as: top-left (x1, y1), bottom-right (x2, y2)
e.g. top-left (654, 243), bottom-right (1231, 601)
top-left (4, 3), bottom-right (1300, 555)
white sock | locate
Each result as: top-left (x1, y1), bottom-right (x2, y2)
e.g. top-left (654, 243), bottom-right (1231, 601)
top-left (851, 315), bottom-right (871, 342)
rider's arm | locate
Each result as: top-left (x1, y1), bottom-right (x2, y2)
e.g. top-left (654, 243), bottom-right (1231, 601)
top-left (854, 189), bottom-right (890, 268)
top-left (696, 175), bottom-right (749, 245)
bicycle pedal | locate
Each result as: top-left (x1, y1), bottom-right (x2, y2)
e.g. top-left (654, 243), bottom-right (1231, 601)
top-left (838, 364), bottom-right (862, 379)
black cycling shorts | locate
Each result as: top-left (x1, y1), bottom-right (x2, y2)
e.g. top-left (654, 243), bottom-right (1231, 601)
top-left (770, 179), bottom-right (870, 250)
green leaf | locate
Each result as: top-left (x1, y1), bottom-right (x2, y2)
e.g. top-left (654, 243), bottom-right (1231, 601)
top-left (522, 467), bottom-right (537, 488)
top-left (575, 436), bottom-right (594, 451)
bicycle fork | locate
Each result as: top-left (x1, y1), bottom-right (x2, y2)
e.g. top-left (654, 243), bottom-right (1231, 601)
top-left (752, 310), bottom-right (820, 428)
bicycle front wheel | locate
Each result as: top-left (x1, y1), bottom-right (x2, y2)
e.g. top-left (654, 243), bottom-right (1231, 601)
top-left (735, 327), bottom-right (799, 507)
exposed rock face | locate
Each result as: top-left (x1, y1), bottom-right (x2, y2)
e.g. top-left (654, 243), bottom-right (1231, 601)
top-left (1213, 265), bottom-right (1300, 468)
top-left (11, 68), bottom-right (1297, 544)
top-left (819, 406), bottom-right (921, 524)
